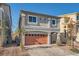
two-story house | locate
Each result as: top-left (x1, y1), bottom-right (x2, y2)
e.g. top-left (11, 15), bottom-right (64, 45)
top-left (0, 4), bottom-right (12, 46)
top-left (19, 10), bottom-right (60, 46)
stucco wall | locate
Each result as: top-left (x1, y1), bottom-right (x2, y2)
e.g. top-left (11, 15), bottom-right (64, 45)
top-left (60, 14), bottom-right (77, 35)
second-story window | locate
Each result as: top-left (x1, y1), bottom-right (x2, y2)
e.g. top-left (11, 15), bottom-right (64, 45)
top-left (77, 15), bottom-right (79, 20)
top-left (29, 16), bottom-right (36, 23)
top-left (52, 20), bottom-right (56, 25)
top-left (39, 17), bottom-right (48, 23)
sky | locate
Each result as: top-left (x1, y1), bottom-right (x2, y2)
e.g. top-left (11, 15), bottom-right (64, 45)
top-left (9, 3), bottom-right (79, 32)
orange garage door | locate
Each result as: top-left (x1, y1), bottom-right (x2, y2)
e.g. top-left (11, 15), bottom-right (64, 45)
top-left (25, 34), bottom-right (48, 45)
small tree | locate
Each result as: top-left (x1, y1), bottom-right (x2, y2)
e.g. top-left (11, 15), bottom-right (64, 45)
top-left (67, 18), bottom-right (76, 49)
top-left (15, 28), bottom-right (25, 50)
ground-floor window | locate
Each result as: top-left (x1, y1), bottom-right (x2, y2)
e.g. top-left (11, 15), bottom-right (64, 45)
top-left (25, 34), bottom-right (47, 37)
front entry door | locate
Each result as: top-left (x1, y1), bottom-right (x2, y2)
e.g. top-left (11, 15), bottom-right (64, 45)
top-left (51, 33), bottom-right (57, 44)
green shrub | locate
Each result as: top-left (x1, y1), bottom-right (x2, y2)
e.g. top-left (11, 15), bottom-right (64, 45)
top-left (70, 48), bottom-right (79, 53)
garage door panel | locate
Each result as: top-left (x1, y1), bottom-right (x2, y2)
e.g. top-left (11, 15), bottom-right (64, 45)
top-left (25, 34), bottom-right (48, 45)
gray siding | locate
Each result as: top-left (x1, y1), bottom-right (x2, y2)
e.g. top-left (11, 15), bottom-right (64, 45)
top-left (22, 13), bottom-right (60, 30)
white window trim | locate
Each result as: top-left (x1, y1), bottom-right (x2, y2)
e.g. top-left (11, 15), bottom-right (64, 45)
top-left (28, 15), bottom-right (38, 24)
top-left (52, 19), bottom-right (57, 26)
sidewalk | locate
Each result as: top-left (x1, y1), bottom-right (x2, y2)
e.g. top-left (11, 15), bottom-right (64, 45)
top-left (74, 42), bottom-right (79, 48)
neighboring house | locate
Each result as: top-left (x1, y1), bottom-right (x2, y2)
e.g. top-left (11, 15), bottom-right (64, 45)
top-left (0, 4), bottom-right (12, 46)
top-left (19, 10), bottom-right (60, 46)
top-left (59, 12), bottom-right (78, 43)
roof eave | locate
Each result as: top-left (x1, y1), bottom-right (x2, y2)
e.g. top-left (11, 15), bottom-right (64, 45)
top-left (20, 10), bottom-right (60, 19)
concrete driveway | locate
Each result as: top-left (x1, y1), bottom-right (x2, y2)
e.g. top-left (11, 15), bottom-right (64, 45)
top-left (26, 45), bottom-right (77, 56)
